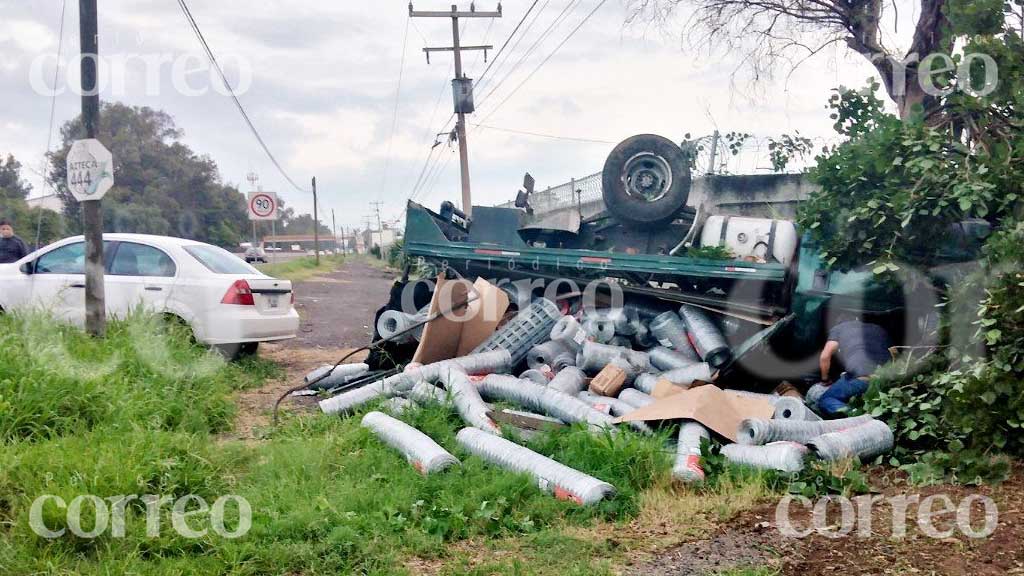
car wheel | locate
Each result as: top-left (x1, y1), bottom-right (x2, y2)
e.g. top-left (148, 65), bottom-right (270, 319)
top-left (602, 134), bottom-right (692, 226)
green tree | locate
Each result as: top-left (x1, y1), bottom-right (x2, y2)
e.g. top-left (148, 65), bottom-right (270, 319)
top-left (0, 154), bottom-right (64, 248)
top-left (48, 103), bottom-right (248, 248)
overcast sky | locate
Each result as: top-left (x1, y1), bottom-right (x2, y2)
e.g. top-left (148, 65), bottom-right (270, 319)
top-left (0, 0), bottom-right (900, 231)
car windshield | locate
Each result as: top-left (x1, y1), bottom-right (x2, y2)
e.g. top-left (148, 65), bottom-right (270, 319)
top-left (184, 244), bottom-right (260, 274)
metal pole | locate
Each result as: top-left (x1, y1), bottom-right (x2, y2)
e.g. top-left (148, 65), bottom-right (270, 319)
top-left (312, 176), bottom-right (320, 265)
top-left (79, 0), bottom-right (105, 337)
top-left (707, 130), bottom-right (720, 175)
top-left (451, 6), bottom-right (472, 219)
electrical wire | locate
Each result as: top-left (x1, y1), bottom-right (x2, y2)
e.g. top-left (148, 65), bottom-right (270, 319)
top-left (474, 0), bottom-right (552, 98)
top-left (471, 123), bottom-right (615, 144)
top-left (381, 16), bottom-right (412, 201)
top-left (473, 0), bottom-right (541, 89)
top-left (475, 0), bottom-right (580, 111)
top-left (477, 0), bottom-right (610, 126)
top-left (175, 0), bottom-right (310, 194)
top-left (36, 0), bottom-right (68, 250)
top-left (272, 274), bottom-right (481, 427)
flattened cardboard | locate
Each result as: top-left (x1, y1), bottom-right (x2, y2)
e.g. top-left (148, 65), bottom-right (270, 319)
top-left (615, 385), bottom-right (775, 442)
top-left (651, 379), bottom-right (686, 399)
top-left (412, 275), bottom-right (510, 365)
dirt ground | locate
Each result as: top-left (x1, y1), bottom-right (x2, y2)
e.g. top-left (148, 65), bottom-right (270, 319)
top-left (627, 465), bottom-right (1024, 576)
top-left (227, 258), bottom-right (397, 440)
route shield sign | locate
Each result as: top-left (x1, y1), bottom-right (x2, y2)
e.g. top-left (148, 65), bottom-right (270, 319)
top-left (66, 139), bottom-right (114, 202)
top-left (248, 191), bottom-right (279, 221)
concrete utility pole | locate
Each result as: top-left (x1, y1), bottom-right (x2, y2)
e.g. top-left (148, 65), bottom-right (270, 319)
top-left (370, 201), bottom-right (385, 253)
top-left (410, 2), bottom-right (501, 220)
top-left (312, 177), bottom-right (320, 265)
top-left (79, 0), bottom-right (105, 337)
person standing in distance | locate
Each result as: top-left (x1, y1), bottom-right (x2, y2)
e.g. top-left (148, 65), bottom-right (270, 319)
top-left (0, 220), bottom-right (29, 264)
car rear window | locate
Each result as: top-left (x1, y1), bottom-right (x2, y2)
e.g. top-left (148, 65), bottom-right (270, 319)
top-left (184, 245), bottom-right (260, 274)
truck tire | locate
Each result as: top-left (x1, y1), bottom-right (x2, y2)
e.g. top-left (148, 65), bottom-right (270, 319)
top-left (602, 134), bottom-right (691, 226)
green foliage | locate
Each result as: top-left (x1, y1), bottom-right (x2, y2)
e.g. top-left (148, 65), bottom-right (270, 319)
top-left (257, 254), bottom-right (345, 283)
top-left (701, 441), bottom-right (870, 498)
top-left (766, 132), bottom-right (813, 173)
top-left (686, 245), bottom-right (735, 260)
top-left (387, 238), bottom-right (407, 269)
top-left (370, 244), bottom-right (382, 258)
top-left (0, 153), bottom-right (65, 247)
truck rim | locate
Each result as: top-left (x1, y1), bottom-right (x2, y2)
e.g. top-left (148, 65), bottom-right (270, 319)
top-left (620, 152), bottom-right (673, 202)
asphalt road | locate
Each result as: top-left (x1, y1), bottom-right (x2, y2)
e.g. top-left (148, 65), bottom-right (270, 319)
top-left (281, 258), bottom-right (398, 350)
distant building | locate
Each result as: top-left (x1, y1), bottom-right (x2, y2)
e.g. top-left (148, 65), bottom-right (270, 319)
top-left (261, 234), bottom-right (340, 252)
top-left (361, 226), bottom-right (401, 253)
top-left (25, 194), bottom-right (64, 213)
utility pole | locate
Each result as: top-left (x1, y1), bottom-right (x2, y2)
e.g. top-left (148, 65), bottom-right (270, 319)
top-left (79, 0), bottom-right (105, 337)
top-left (410, 2), bottom-right (501, 220)
top-left (370, 201), bottom-right (385, 254)
top-left (311, 177), bottom-right (320, 265)
top-left (331, 209), bottom-right (338, 254)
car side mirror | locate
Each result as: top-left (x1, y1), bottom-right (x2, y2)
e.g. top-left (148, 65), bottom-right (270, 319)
top-left (19, 262), bottom-right (33, 275)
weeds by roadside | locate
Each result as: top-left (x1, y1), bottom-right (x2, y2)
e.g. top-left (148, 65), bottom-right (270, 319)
top-left (256, 254), bottom-right (345, 283)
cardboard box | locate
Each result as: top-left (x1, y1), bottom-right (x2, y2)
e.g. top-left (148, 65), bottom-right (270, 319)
top-left (412, 274), bottom-right (510, 365)
top-left (588, 364), bottom-right (628, 397)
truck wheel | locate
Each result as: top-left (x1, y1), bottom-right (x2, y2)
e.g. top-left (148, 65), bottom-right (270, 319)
top-left (602, 134), bottom-right (691, 226)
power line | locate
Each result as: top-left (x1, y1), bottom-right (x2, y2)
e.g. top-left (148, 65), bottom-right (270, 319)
top-left (477, 0), bottom-right (609, 126)
top-left (36, 0), bottom-right (68, 249)
top-left (473, 0), bottom-right (552, 99)
top-left (475, 0), bottom-right (579, 111)
top-left (471, 123), bottom-right (615, 144)
top-left (381, 15), bottom-right (412, 200)
top-left (174, 0), bottom-right (310, 194)
top-left (473, 0), bottom-right (541, 89)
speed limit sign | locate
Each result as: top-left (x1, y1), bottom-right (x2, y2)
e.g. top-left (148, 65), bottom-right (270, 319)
top-left (247, 191), bottom-right (279, 221)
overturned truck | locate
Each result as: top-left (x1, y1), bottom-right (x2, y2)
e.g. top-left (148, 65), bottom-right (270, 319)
top-left (370, 134), bottom-right (987, 388)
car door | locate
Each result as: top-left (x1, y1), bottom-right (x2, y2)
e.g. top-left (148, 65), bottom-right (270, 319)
top-left (30, 241), bottom-right (87, 325)
top-left (105, 241), bottom-right (178, 318)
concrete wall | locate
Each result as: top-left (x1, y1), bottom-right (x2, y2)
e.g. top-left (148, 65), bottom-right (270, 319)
top-left (688, 173), bottom-right (818, 220)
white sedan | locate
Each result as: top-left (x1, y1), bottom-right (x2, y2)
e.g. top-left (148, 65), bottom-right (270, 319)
top-left (0, 234), bottom-right (299, 357)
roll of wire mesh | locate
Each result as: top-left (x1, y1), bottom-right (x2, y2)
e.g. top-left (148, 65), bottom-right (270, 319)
top-left (738, 415), bottom-right (876, 446)
top-left (678, 305), bottom-right (732, 368)
top-left (673, 422), bottom-right (710, 483)
top-left (456, 427), bottom-right (616, 505)
top-left (362, 411), bottom-right (459, 474)
top-left (721, 442), bottom-right (808, 473)
top-left (808, 419), bottom-right (895, 461)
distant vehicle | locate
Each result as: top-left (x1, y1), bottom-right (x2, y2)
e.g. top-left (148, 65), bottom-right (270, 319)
top-left (244, 246), bottom-right (268, 263)
top-left (0, 234), bottom-right (300, 359)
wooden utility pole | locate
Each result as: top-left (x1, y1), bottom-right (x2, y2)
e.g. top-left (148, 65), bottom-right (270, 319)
top-left (410, 2), bottom-right (501, 220)
top-left (312, 177), bottom-right (320, 265)
top-left (79, 0), bottom-right (105, 337)
top-left (331, 209), bottom-right (338, 254)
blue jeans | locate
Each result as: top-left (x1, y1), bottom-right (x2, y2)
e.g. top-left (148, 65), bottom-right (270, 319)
top-left (818, 373), bottom-right (869, 416)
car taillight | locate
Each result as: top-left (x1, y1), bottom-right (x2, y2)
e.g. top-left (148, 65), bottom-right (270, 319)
top-left (221, 280), bottom-right (255, 306)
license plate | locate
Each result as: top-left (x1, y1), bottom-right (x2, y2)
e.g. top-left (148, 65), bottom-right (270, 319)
top-left (268, 295), bottom-right (279, 308)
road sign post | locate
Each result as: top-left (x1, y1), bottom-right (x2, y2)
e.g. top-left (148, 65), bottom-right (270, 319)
top-left (247, 191), bottom-right (279, 221)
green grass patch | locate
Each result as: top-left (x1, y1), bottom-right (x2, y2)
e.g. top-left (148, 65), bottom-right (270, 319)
top-left (256, 254), bottom-right (345, 283)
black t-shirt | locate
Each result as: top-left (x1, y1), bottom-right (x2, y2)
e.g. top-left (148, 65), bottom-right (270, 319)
top-left (828, 321), bottom-right (892, 378)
